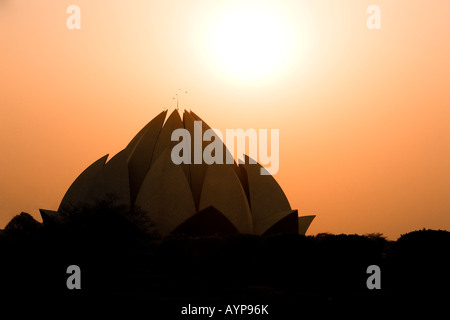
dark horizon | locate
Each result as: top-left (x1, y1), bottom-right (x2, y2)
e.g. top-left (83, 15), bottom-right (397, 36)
top-left (1, 209), bottom-right (448, 316)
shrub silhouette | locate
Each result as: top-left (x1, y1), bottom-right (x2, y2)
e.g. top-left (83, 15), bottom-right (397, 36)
top-left (0, 205), bottom-right (448, 313)
top-left (4, 212), bottom-right (42, 235)
top-left (312, 234), bottom-right (383, 293)
top-left (388, 229), bottom-right (450, 296)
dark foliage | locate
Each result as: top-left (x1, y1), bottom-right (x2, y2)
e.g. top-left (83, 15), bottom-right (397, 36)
top-left (0, 205), bottom-right (448, 317)
top-left (387, 229), bottom-right (450, 295)
top-left (4, 212), bottom-right (42, 235)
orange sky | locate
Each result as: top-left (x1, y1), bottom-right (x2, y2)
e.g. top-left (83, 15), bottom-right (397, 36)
top-left (0, 0), bottom-right (449, 239)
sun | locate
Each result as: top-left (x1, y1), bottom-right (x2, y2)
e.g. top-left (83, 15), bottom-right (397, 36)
top-left (204, 1), bottom-right (298, 84)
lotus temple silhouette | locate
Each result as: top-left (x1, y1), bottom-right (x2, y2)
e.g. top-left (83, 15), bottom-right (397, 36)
top-left (39, 110), bottom-right (315, 237)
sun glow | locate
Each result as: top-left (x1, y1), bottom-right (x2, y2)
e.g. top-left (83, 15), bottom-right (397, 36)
top-left (204, 1), bottom-right (301, 84)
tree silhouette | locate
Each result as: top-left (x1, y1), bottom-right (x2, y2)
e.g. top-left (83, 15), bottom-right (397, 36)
top-left (4, 212), bottom-right (42, 235)
top-left (0, 206), bottom-right (448, 315)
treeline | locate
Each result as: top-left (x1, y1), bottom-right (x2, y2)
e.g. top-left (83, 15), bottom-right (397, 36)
top-left (0, 210), bottom-right (448, 315)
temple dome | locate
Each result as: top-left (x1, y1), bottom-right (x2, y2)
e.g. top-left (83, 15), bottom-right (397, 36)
top-left (41, 110), bottom-right (314, 237)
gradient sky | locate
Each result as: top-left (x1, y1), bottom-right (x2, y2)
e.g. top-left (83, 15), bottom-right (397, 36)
top-left (0, 0), bottom-right (449, 239)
